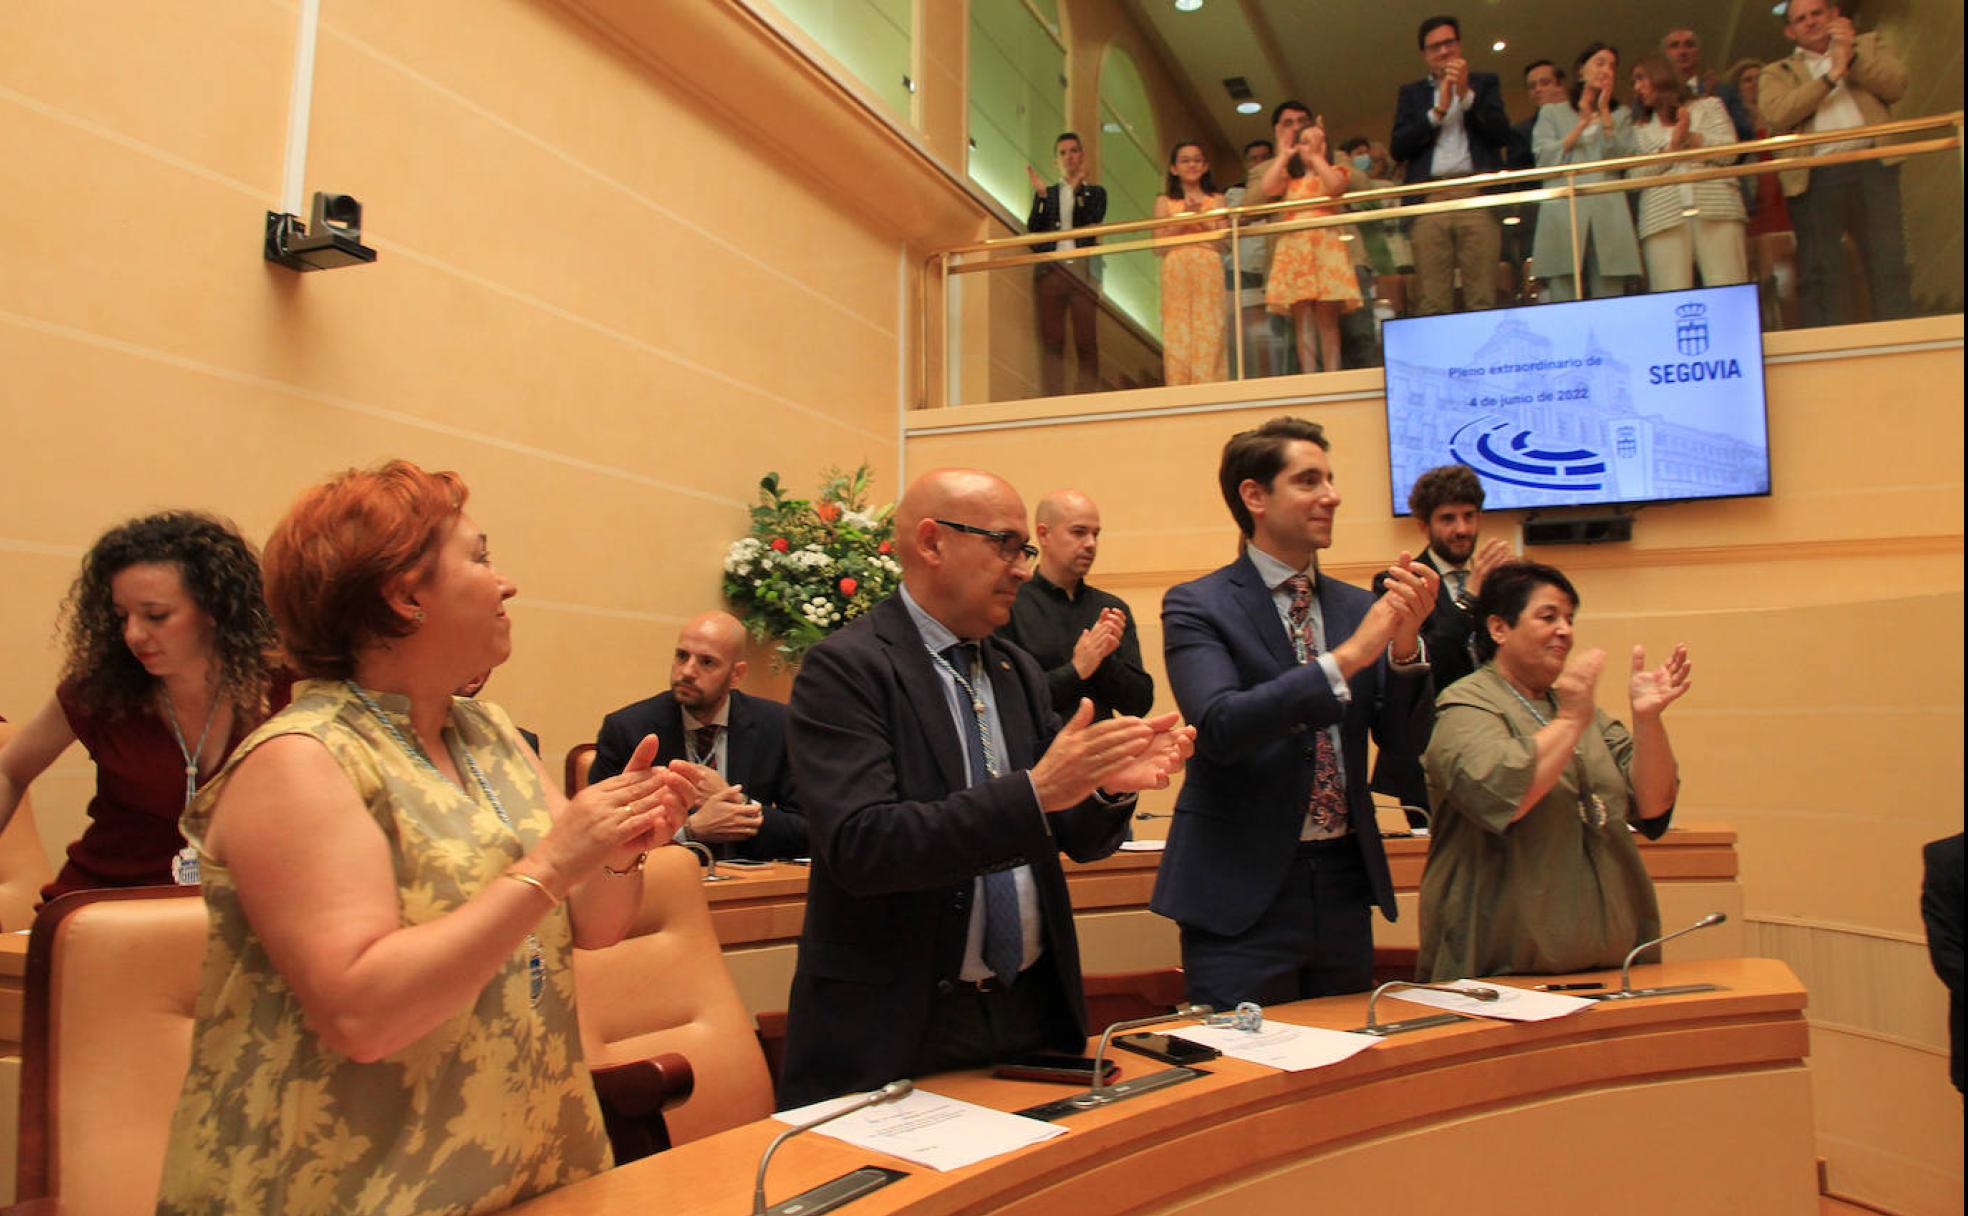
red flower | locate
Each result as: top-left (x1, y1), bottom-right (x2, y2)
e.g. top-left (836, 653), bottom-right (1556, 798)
top-left (815, 502), bottom-right (841, 523)
top-left (770, 537), bottom-right (789, 552)
top-left (839, 577), bottom-right (859, 597)
top-left (877, 541), bottom-right (892, 554)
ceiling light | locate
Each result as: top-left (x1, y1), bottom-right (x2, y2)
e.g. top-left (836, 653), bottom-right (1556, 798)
top-left (1236, 100), bottom-right (1263, 114)
top-left (1174, 0), bottom-right (1204, 11)
top-left (1492, 39), bottom-right (1507, 52)
top-left (1501, 214), bottom-right (1522, 225)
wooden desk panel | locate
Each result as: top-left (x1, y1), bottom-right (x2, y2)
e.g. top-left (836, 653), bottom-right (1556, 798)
top-left (699, 825), bottom-right (1739, 950)
top-left (503, 957), bottom-right (1816, 1215)
top-left (0, 826), bottom-right (1741, 1051)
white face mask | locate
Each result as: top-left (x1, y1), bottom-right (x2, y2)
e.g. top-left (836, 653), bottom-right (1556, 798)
top-left (1353, 154), bottom-right (1374, 171)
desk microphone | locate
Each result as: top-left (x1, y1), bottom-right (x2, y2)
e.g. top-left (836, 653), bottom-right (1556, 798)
top-left (1069, 1003), bottom-right (1212, 1109)
top-left (1598, 912), bottom-right (1728, 1001)
top-left (1350, 980), bottom-right (1498, 1036)
top-left (753, 1080), bottom-right (913, 1216)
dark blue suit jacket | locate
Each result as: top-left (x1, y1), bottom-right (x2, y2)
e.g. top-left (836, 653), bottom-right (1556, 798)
top-left (588, 688), bottom-right (806, 861)
top-left (777, 595), bottom-right (1131, 1107)
top-left (1391, 72), bottom-right (1511, 191)
top-left (1153, 553), bottom-right (1433, 938)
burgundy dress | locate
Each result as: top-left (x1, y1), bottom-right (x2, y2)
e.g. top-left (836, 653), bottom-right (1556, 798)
top-left (45, 676), bottom-right (290, 903)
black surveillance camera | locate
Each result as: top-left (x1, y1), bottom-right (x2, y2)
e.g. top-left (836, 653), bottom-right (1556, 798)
top-left (264, 191), bottom-right (377, 272)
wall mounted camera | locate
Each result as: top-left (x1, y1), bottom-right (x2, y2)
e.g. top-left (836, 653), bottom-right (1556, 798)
top-left (264, 191), bottom-right (377, 271)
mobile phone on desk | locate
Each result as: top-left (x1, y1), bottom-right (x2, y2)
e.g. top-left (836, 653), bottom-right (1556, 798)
top-left (991, 1054), bottom-right (1121, 1085)
top-left (717, 858), bottom-right (771, 869)
top-left (1534, 982), bottom-right (1606, 992)
top-left (1113, 1032), bottom-right (1220, 1066)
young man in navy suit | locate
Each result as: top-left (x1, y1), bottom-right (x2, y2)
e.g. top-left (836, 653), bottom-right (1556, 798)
top-left (589, 611), bottom-right (805, 861)
top-left (1155, 418), bottom-right (1438, 1009)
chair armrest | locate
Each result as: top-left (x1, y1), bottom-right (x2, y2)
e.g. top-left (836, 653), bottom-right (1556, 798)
top-left (591, 1050), bottom-right (695, 1118)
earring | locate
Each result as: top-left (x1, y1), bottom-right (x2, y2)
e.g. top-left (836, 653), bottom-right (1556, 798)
top-left (413, 609), bottom-right (426, 626)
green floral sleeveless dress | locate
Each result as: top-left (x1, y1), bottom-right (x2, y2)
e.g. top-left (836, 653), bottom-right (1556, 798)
top-left (156, 680), bottom-right (610, 1215)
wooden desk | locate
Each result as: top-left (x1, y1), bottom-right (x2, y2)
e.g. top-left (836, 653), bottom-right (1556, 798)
top-left (0, 826), bottom-right (1742, 1050)
top-left (504, 957), bottom-right (1816, 1215)
top-left (704, 826), bottom-right (1743, 1015)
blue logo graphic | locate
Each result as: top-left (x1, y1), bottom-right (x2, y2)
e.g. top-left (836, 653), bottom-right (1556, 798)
top-left (1448, 416), bottom-right (1607, 493)
top-left (1675, 302), bottom-right (1709, 356)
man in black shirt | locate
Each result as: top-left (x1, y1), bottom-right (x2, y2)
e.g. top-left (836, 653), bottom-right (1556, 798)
top-left (996, 489), bottom-right (1154, 721)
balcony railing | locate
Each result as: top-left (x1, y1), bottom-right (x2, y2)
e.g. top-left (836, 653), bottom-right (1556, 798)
top-left (919, 111), bottom-right (1963, 408)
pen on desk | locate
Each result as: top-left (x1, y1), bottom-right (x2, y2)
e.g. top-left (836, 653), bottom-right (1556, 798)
top-left (1534, 982), bottom-right (1606, 991)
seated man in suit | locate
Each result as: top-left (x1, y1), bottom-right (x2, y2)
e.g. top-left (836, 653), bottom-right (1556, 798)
top-left (589, 611), bottom-right (805, 861)
top-left (1156, 417), bottom-right (1437, 1010)
top-left (777, 468), bottom-right (1193, 1107)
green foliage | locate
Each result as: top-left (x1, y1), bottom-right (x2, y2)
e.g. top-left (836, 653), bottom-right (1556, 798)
top-left (721, 465), bottom-right (900, 668)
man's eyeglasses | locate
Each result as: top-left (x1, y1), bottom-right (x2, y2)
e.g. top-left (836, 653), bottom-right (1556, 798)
top-left (933, 519), bottom-right (1039, 567)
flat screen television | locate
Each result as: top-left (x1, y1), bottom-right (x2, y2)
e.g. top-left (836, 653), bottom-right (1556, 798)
top-left (1381, 283), bottom-right (1771, 515)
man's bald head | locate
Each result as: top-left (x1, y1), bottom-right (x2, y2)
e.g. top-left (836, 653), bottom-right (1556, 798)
top-left (1033, 489), bottom-right (1102, 589)
top-left (1035, 489), bottom-right (1095, 528)
top-left (671, 610), bottom-right (749, 713)
top-left (895, 467), bottom-right (1034, 638)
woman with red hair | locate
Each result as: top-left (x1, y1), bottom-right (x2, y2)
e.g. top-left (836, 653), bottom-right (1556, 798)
top-left (156, 460), bottom-right (692, 1215)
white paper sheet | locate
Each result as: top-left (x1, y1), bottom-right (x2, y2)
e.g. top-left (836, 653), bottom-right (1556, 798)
top-left (1118, 838), bottom-right (1166, 851)
top-left (1168, 1020), bottom-right (1384, 1071)
top-left (1379, 979), bottom-right (1595, 1022)
top-left (772, 1088), bottom-right (1065, 1171)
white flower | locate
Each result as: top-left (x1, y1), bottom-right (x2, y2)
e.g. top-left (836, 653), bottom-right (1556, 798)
top-left (841, 509), bottom-right (879, 530)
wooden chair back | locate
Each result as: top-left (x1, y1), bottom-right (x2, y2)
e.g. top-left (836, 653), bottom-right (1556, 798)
top-left (564, 743), bottom-right (597, 798)
top-left (572, 845), bottom-right (774, 1148)
top-left (15, 886), bottom-right (206, 1215)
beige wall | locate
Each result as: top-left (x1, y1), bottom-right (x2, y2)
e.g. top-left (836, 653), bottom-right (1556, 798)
top-left (906, 315), bottom-right (1965, 1214)
top-left (3, 0), bottom-right (1962, 1211)
top-left (0, 0), bottom-right (918, 857)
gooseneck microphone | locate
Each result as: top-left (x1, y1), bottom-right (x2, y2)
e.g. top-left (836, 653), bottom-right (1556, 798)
top-left (1069, 1003), bottom-right (1213, 1109)
top-left (1133, 811), bottom-right (1172, 821)
top-left (753, 1080), bottom-right (913, 1216)
top-left (677, 838), bottom-right (722, 880)
top-left (1600, 912), bottom-right (1729, 1000)
top-left (1358, 980), bottom-right (1499, 1034)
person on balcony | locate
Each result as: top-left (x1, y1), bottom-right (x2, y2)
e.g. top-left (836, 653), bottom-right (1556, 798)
top-left (1026, 133), bottom-right (1107, 396)
top-left (1261, 120), bottom-right (1361, 374)
top-left (1391, 15), bottom-right (1511, 316)
top-left (1758, 0), bottom-right (1912, 326)
top-left (1531, 43), bottom-right (1642, 302)
top-left (1628, 54), bottom-right (1749, 292)
top-left (1153, 141), bottom-right (1228, 386)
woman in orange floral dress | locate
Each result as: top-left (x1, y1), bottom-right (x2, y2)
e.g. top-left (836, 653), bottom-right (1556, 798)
top-left (1153, 141), bottom-right (1228, 386)
top-left (1261, 120), bottom-right (1360, 373)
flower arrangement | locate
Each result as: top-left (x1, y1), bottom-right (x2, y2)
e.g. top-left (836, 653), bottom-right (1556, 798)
top-left (723, 465), bottom-right (901, 666)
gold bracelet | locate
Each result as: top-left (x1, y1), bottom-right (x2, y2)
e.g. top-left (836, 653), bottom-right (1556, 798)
top-left (503, 869), bottom-right (561, 906)
top-left (601, 851), bottom-right (647, 877)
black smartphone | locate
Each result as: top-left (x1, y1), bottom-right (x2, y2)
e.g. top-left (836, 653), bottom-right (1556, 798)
top-left (717, 858), bottom-right (772, 869)
top-left (1113, 1031), bottom-right (1220, 1066)
top-left (990, 1054), bottom-right (1121, 1085)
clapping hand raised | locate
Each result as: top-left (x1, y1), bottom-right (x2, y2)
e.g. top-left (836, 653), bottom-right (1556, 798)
top-left (1552, 647), bottom-right (1608, 725)
top-left (1628, 643), bottom-right (1692, 719)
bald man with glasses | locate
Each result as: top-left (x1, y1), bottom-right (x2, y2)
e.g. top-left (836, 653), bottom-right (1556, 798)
top-left (776, 468), bottom-right (1193, 1107)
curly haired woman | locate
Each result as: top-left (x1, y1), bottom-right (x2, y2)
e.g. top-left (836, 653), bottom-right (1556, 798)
top-left (0, 510), bottom-right (288, 901)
